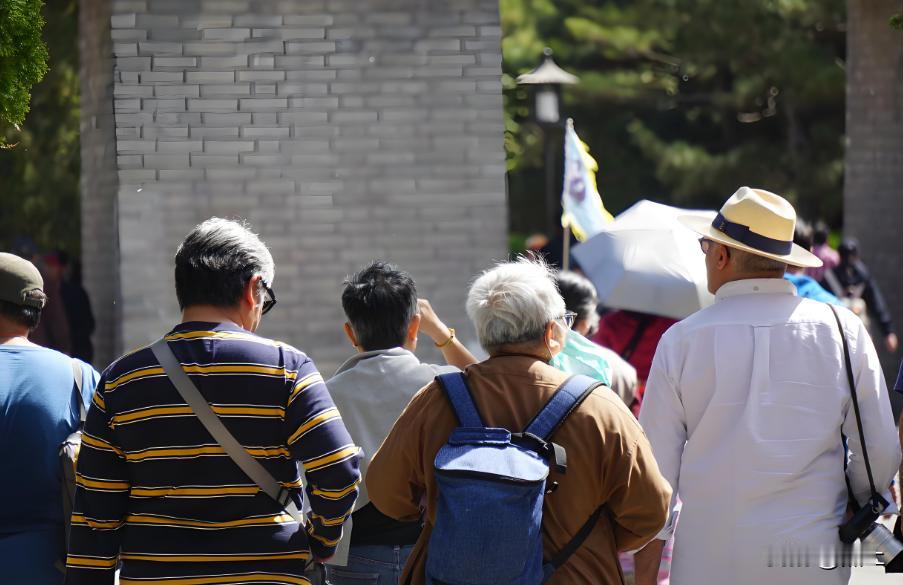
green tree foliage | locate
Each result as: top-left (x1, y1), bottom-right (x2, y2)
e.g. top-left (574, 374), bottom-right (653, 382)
top-left (502, 0), bottom-right (847, 234)
top-left (0, 0), bottom-right (80, 254)
top-left (0, 0), bottom-right (49, 130)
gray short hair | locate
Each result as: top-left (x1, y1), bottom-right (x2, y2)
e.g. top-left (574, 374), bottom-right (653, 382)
top-left (174, 217), bottom-right (275, 310)
top-left (466, 257), bottom-right (566, 350)
top-left (731, 248), bottom-right (787, 274)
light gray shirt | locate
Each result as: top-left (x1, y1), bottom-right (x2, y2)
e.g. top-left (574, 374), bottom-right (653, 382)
top-left (326, 347), bottom-right (457, 563)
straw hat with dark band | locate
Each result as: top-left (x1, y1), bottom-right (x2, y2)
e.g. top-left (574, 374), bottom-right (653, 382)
top-left (0, 253), bottom-right (46, 309)
top-left (679, 187), bottom-right (823, 269)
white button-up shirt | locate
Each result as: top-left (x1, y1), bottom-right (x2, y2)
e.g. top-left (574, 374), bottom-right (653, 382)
top-left (640, 278), bottom-right (901, 585)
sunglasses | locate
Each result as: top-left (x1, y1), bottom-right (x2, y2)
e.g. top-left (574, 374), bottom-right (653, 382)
top-left (260, 281), bottom-right (277, 316)
top-left (699, 237), bottom-right (730, 258)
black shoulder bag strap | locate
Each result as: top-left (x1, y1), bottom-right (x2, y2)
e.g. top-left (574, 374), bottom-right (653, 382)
top-left (620, 314), bottom-right (652, 362)
top-left (150, 338), bottom-right (303, 524)
top-left (536, 376), bottom-right (607, 580)
top-left (830, 305), bottom-right (878, 500)
top-left (71, 360), bottom-right (86, 422)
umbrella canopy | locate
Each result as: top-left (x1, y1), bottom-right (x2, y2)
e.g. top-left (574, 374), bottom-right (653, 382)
top-left (572, 200), bottom-right (716, 320)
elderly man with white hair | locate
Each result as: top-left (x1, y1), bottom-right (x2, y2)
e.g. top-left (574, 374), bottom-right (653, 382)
top-left (367, 258), bottom-right (671, 585)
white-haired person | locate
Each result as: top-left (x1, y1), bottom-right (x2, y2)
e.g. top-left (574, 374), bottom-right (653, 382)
top-left (366, 258), bottom-right (671, 584)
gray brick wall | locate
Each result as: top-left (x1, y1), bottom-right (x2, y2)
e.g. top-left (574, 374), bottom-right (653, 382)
top-left (844, 0), bottom-right (903, 403)
top-left (83, 0), bottom-right (508, 373)
top-left (80, 0), bottom-right (122, 367)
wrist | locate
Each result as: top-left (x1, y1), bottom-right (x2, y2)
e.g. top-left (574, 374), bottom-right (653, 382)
top-left (426, 324), bottom-right (450, 342)
top-left (434, 327), bottom-right (455, 349)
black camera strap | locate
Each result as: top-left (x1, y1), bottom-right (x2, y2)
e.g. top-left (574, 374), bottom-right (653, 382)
top-left (830, 304), bottom-right (878, 499)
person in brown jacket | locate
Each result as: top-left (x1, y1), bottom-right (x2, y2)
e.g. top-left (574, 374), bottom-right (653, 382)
top-left (367, 258), bottom-right (672, 585)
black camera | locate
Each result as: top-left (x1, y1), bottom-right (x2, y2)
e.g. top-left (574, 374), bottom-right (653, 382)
top-left (838, 493), bottom-right (903, 573)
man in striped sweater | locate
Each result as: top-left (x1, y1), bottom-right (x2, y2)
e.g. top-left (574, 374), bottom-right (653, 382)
top-left (66, 218), bottom-right (360, 585)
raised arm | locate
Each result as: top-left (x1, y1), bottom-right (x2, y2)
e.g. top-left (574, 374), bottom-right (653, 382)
top-left (417, 299), bottom-right (478, 370)
top-left (366, 383), bottom-right (434, 522)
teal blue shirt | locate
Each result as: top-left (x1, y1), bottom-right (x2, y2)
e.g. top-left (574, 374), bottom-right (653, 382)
top-left (784, 273), bottom-right (842, 305)
top-left (0, 345), bottom-right (98, 584)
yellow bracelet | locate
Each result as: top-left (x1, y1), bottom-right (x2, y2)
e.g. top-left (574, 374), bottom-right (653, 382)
top-left (435, 328), bottom-right (456, 348)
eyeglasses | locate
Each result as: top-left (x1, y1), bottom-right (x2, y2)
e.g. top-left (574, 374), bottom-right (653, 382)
top-left (260, 281), bottom-right (277, 316)
top-left (557, 311), bottom-right (578, 330)
top-left (698, 237), bottom-right (730, 258)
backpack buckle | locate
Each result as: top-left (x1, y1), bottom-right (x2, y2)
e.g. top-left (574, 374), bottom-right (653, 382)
top-left (512, 432), bottom-right (568, 474)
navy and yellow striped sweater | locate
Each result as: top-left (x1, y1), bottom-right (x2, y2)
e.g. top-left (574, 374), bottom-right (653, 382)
top-left (65, 321), bottom-right (361, 585)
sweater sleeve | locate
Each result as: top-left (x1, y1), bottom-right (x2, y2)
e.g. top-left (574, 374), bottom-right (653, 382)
top-left (365, 383), bottom-right (434, 522)
top-left (285, 358), bottom-right (361, 559)
top-left (65, 378), bottom-right (128, 585)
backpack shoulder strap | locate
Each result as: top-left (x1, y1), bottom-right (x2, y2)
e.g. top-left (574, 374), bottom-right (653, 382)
top-left (435, 372), bottom-right (484, 427)
top-left (620, 314), bottom-right (652, 361)
top-left (71, 359), bottom-right (86, 422)
top-left (524, 374), bottom-right (600, 440)
top-left (543, 505), bottom-right (605, 581)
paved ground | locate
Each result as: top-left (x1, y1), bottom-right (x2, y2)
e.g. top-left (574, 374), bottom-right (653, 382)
top-left (850, 565), bottom-right (898, 583)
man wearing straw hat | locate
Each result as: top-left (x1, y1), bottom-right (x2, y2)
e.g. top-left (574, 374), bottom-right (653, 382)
top-left (635, 187), bottom-right (901, 585)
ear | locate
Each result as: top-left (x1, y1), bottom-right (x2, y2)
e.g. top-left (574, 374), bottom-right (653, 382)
top-left (242, 275), bottom-right (261, 309)
top-left (716, 243), bottom-right (731, 270)
top-left (547, 320), bottom-right (566, 353)
top-left (343, 322), bottom-right (359, 348)
top-left (406, 313), bottom-right (421, 344)
top-left (544, 320), bottom-right (556, 346)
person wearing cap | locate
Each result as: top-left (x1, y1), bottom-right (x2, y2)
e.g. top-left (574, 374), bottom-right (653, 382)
top-left (11, 237), bottom-right (72, 356)
top-left (634, 187), bottom-right (901, 585)
top-left (0, 252), bottom-right (99, 584)
top-left (822, 238), bottom-right (898, 353)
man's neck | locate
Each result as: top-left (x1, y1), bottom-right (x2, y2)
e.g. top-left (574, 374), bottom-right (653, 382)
top-left (181, 305), bottom-right (245, 330)
top-left (0, 323), bottom-right (33, 346)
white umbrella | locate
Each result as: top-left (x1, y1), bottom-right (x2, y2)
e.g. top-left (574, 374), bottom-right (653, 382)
top-left (572, 200), bottom-right (716, 320)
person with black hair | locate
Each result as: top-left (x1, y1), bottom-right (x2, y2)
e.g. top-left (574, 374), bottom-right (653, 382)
top-left (58, 252), bottom-right (96, 363)
top-left (553, 271), bottom-right (637, 406)
top-left (66, 218), bottom-right (361, 584)
top-left (822, 238), bottom-right (898, 353)
top-left (12, 237), bottom-right (71, 355)
top-left (0, 253), bottom-right (99, 583)
top-left (783, 219), bottom-right (841, 305)
top-left (326, 261), bottom-right (477, 585)
top-left (805, 220), bottom-right (840, 282)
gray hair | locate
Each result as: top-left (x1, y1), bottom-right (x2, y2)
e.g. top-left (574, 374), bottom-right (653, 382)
top-left (174, 217), bottom-right (275, 310)
top-left (731, 248), bottom-right (787, 274)
top-left (466, 257), bottom-right (566, 350)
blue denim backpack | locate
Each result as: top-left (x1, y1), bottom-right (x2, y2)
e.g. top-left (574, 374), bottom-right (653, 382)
top-left (427, 372), bottom-right (604, 585)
